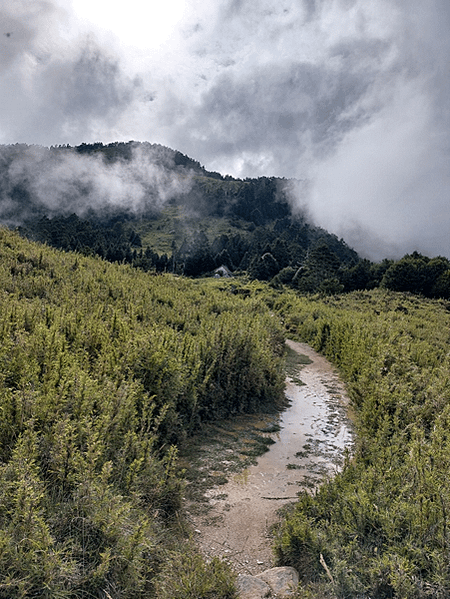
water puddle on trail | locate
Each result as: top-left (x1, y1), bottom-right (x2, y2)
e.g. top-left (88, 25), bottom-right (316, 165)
top-left (183, 340), bottom-right (354, 574)
top-left (246, 340), bottom-right (354, 498)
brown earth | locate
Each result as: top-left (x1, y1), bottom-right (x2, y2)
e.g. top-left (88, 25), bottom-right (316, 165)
top-left (183, 341), bottom-right (353, 576)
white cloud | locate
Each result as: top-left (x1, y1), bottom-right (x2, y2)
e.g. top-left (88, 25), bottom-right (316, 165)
top-left (2, 0), bottom-right (450, 258)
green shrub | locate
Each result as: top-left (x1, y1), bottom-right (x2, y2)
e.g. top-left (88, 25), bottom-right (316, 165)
top-left (155, 550), bottom-right (238, 599)
top-left (0, 228), bottom-right (284, 597)
top-left (273, 289), bottom-right (450, 598)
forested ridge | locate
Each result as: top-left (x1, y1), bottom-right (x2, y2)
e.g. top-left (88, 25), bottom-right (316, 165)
top-left (4, 142), bottom-right (450, 300)
top-left (0, 141), bottom-right (358, 286)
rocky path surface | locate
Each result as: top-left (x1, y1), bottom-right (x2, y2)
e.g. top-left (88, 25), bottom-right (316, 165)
top-left (185, 341), bottom-right (354, 576)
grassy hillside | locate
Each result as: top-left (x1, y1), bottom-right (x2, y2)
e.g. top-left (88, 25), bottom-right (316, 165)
top-left (4, 220), bottom-right (450, 598)
top-left (272, 289), bottom-right (450, 598)
top-left (0, 228), bottom-right (285, 598)
top-left (2, 142), bottom-right (359, 284)
top-left (131, 204), bottom-right (255, 257)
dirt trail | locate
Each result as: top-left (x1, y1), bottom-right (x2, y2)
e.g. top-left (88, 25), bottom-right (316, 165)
top-left (185, 341), bottom-right (353, 575)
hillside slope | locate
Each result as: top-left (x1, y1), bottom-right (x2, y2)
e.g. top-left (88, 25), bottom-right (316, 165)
top-left (1, 141), bottom-right (359, 285)
top-left (0, 227), bottom-right (286, 598)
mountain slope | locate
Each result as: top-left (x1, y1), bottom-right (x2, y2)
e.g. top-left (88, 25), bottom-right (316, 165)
top-left (0, 141), bottom-right (359, 285)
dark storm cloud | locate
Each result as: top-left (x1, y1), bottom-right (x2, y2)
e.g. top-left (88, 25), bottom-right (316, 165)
top-left (176, 59), bottom-right (374, 176)
top-left (171, 8), bottom-right (395, 179)
top-left (171, 64), bottom-right (364, 176)
top-left (60, 45), bottom-right (138, 119)
top-left (28, 42), bottom-right (143, 142)
top-left (303, 0), bottom-right (320, 21)
top-left (0, 0), bottom-right (52, 71)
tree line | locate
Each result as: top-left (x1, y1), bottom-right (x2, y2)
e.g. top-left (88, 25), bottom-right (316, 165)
top-left (20, 212), bottom-right (450, 301)
top-left (19, 211), bottom-right (358, 280)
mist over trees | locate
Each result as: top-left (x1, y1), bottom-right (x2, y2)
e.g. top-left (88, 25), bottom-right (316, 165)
top-left (2, 141), bottom-right (450, 299)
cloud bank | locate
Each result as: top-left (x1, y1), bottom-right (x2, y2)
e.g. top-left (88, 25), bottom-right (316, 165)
top-left (0, 144), bottom-right (193, 224)
top-left (1, 0), bottom-right (450, 259)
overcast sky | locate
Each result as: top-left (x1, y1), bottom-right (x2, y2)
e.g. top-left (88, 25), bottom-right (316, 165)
top-left (1, 0), bottom-right (449, 259)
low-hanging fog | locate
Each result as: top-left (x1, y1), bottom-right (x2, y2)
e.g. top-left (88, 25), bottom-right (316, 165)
top-left (0, 144), bottom-right (193, 225)
top-left (1, 0), bottom-right (450, 260)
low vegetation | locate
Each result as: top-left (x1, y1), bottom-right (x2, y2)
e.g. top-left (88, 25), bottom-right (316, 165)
top-left (3, 218), bottom-right (450, 598)
top-left (273, 289), bottom-right (450, 598)
top-left (0, 228), bottom-right (285, 598)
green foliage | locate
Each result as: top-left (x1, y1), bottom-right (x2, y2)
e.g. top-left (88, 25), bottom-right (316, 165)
top-left (8, 220), bottom-right (450, 597)
top-left (272, 289), bottom-right (450, 597)
top-left (293, 243), bottom-right (342, 294)
top-left (381, 252), bottom-right (450, 298)
top-left (0, 228), bottom-right (286, 597)
top-left (154, 549), bottom-right (238, 599)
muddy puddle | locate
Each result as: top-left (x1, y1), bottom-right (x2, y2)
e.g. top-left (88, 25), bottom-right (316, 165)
top-left (251, 339), bottom-right (354, 495)
top-left (183, 340), bottom-right (354, 575)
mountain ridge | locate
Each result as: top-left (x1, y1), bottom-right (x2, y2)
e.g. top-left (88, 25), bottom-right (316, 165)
top-left (0, 141), bottom-right (359, 286)
top-left (4, 141), bottom-right (450, 299)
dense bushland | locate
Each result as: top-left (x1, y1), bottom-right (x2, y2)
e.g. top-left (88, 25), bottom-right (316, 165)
top-left (272, 289), bottom-right (450, 598)
top-left (6, 220), bottom-right (450, 598)
top-left (0, 228), bottom-right (285, 598)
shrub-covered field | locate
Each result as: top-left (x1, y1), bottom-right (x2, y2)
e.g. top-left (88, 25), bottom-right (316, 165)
top-left (273, 290), bottom-right (450, 598)
top-left (4, 224), bottom-right (450, 598)
top-left (0, 228), bottom-right (285, 598)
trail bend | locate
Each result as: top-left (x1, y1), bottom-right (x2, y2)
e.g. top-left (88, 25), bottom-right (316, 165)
top-left (187, 340), bottom-right (354, 575)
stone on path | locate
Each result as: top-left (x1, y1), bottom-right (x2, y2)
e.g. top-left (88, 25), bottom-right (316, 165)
top-left (256, 567), bottom-right (299, 596)
top-left (236, 575), bottom-right (272, 599)
top-left (237, 566), bottom-right (299, 598)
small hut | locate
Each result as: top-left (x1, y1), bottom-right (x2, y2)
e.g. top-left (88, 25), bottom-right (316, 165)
top-left (214, 265), bottom-right (233, 278)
